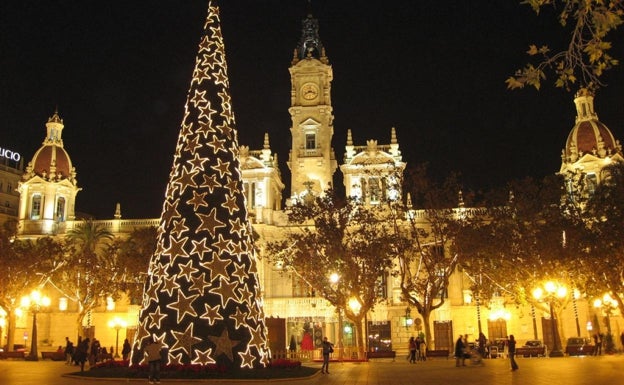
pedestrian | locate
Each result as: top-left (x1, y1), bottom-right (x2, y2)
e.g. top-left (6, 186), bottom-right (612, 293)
top-left (508, 335), bottom-right (519, 371)
top-left (89, 338), bottom-right (100, 366)
top-left (455, 335), bottom-right (466, 367)
top-left (408, 336), bottom-right (417, 363)
top-left (477, 332), bottom-right (487, 358)
top-left (418, 336), bottom-right (427, 361)
top-left (64, 337), bottom-right (74, 365)
top-left (74, 337), bottom-right (89, 372)
top-left (122, 338), bottom-right (132, 361)
top-left (144, 337), bottom-right (163, 384)
top-left (320, 336), bottom-right (334, 374)
top-left (620, 332), bottom-right (624, 351)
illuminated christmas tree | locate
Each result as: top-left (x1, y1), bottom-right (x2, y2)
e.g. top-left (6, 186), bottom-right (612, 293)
top-left (131, 1), bottom-right (269, 369)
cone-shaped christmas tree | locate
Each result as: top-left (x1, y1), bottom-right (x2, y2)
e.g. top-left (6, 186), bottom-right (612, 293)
top-left (131, 1), bottom-right (269, 369)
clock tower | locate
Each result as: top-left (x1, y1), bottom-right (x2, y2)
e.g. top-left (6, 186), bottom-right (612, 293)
top-left (287, 12), bottom-right (337, 200)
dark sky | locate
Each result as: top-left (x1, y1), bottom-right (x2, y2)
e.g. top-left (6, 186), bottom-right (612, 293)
top-left (2, 1), bottom-right (623, 219)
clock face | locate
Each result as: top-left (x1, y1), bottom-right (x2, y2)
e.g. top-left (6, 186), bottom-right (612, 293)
top-left (301, 83), bottom-right (319, 100)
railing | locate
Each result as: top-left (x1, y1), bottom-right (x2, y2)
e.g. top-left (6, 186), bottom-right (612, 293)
top-left (271, 347), bottom-right (366, 362)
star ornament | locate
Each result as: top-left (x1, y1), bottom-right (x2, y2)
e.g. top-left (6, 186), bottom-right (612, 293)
top-left (208, 328), bottom-right (241, 363)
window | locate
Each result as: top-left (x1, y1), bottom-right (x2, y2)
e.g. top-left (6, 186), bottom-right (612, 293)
top-left (368, 321), bottom-right (392, 352)
top-left (31, 195), bottom-right (42, 219)
top-left (369, 177), bottom-right (381, 204)
top-left (305, 133), bottom-right (316, 150)
top-left (56, 197), bottom-right (66, 221)
top-left (585, 173), bottom-right (597, 195)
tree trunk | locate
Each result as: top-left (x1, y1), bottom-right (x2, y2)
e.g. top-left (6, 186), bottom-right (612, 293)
top-left (422, 310), bottom-right (433, 349)
top-left (6, 311), bottom-right (16, 351)
top-left (354, 315), bottom-right (365, 359)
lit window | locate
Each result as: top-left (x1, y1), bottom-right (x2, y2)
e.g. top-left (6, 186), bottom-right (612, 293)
top-left (31, 195), bottom-right (42, 219)
top-left (59, 297), bottom-right (68, 311)
top-left (106, 297), bottom-right (115, 311)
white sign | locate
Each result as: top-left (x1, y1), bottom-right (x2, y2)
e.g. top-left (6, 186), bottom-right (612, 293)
top-left (0, 147), bottom-right (21, 162)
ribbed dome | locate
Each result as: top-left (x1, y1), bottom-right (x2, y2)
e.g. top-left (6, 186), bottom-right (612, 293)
top-left (563, 89), bottom-right (621, 163)
top-left (31, 145), bottom-right (73, 179)
top-left (24, 110), bottom-right (77, 184)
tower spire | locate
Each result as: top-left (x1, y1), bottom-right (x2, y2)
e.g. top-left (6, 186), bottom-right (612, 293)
top-left (132, 0), bottom-right (268, 369)
top-left (293, 6), bottom-right (327, 63)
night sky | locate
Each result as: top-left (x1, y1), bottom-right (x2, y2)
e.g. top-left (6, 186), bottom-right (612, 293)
top-left (2, 1), bottom-right (623, 219)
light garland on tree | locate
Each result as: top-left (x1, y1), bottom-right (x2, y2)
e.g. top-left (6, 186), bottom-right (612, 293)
top-left (131, 0), bottom-right (269, 369)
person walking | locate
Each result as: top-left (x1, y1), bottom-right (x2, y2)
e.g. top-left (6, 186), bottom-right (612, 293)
top-left (144, 337), bottom-right (163, 384)
top-left (320, 336), bottom-right (334, 374)
top-left (508, 335), bottom-right (519, 371)
top-left (455, 335), bottom-right (466, 367)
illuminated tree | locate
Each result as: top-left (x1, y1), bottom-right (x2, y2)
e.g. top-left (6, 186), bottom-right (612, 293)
top-left (507, 0), bottom-right (623, 90)
top-left (265, 188), bottom-right (396, 358)
top-left (394, 167), bottom-right (466, 348)
top-left (0, 220), bottom-right (61, 350)
top-left (132, 1), bottom-right (268, 369)
top-left (112, 227), bottom-right (157, 304)
top-left (582, 161), bottom-right (624, 311)
top-left (49, 220), bottom-right (119, 337)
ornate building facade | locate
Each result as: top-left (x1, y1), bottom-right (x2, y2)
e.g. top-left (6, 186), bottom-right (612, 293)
top-left (3, 10), bottom-right (622, 359)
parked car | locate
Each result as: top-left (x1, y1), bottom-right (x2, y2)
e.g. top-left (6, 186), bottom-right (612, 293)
top-left (565, 337), bottom-right (595, 356)
top-left (516, 340), bottom-right (546, 357)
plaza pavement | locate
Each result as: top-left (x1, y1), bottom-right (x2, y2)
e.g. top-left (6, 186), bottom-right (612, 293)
top-left (0, 354), bottom-right (621, 385)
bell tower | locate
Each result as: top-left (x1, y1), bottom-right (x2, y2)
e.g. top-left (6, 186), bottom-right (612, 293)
top-left (287, 11), bottom-right (337, 200)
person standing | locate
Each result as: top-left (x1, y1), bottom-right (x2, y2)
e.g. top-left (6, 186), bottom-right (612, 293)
top-left (321, 336), bottom-right (334, 374)
top-left (508, 335), bottom-right (519, 371)
top-left (477, 332), bottom-right (487, 358)
top-left (64, 337), bottom-right (74, 365)
top-left (408, 337), bottom-right (417, 363)
top-left (121, 338), bottom-right (132, 361)
top-left (144, 337), bottom-right (163, 384)
top-left (74, 337), bottom-right (89, 372)
top-left (455, 335), bottom-right (466, 367)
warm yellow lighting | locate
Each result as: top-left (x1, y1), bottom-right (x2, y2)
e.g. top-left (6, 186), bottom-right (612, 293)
top-left (593, 298), bottom-right (603, 308)
top-left (329, 272), bottom-right (340, 284)
top-left (532, 287), bottom-right (543, 300)
top-left (108, 316), bottom-right (127, 329)
top-left (348, 297), bottom-right (361, 315)
top-left (59, 297), bottom-right (68, 311)
top-left (545, 281), bottom-right (556, 293)
top-left (106, 297), bottom-right (115, 311)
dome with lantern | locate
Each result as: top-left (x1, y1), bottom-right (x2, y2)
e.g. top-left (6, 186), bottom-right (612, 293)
top-left (560, 89), bottom-right (623, 177)
top-left (22, 110), bottom-right (77, 185)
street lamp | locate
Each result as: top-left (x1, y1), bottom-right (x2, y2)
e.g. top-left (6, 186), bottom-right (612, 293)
top-left (404, 307), bottom-right (413, 329)
top-left (20, 290), bottom-right (51, 361)
top-left (108, 317), bottom-right (127, 359)
top-left (532, 281), bottom-right (567, 357)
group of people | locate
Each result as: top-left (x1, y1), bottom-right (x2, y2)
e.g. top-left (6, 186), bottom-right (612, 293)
top-left (455, 333), bottom-right (518, 371)
top-left (407, 336), bottom-right (427, 363)
top-left (63, 336), bottom-right (132, 372)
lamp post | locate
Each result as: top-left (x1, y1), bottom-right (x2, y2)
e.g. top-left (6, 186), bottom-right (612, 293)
top-left (404, 307), bottom-right (413, 329)
top-left (329, 273), bottom-right (342, 359)
top-left (21, 290), bottom-right (51, 361)
top-left (532, 281), bottom-right (566, 357)
top-left (108, 317), bottom-right (127, 359)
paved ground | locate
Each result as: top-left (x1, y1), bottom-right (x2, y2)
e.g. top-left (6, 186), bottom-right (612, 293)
top-left (0, 355), bottom-right (621, 385)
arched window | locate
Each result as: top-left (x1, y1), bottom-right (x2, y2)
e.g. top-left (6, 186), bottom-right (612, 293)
top-left (56, 196), bottom-right (66, 222)
top-left (31, 194), bottom-right (42, 219)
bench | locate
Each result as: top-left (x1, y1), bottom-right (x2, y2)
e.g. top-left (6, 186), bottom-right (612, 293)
top-left (426, 349), bottom-right (450, 359)
top-left (366, 351), bottom-right (396, 360)
top-left (41, 351), bottom-right (66, 361)
top-left (0, 351), bottom-right (25, 359)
